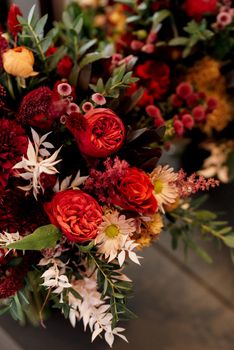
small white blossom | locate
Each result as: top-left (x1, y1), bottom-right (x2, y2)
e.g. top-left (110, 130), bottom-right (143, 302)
top-left (39, 258), bottom-right (71, 295)
top-left (68, 275), bottom-right (128, 347)
top-left (13, 129), bottom-right (62, 199)
top-left (0, 231), bottom-right (21, 247)
top-left (53, 170), bottom-right (88, 193)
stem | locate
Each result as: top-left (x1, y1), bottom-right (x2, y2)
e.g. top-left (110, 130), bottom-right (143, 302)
top-left (88, 252), bottom-right (119, 323)
top-left (28, 23), bottom-right (46, 61)
top-left (39, 288), bottom-right (52, 328)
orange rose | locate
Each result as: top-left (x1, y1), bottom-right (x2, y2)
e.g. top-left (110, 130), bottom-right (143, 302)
top-left (111, 168), bottom-right (158, 215)
top-left (2, 46), bottom-right (38, 78)
top-left (44, 189), bottom-right (103, 243)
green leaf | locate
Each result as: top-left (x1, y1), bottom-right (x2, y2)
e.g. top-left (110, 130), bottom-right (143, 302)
top-left (35, 14), bottom-right (48, 36)
top-left (7, 225), bottom-right (61, 251)
top-left (79, 39), bottom-right (97, 56)
top-left (28, 5), bottom-right (36, 25)
top-left (169, 37), bottom-right (189, 46)
top-left (62, 11), bottom-right (73, 29)
top-left (77, 241), bottom-right (94, 253)
top-left (0, 306), bottom-right (10, 316)
top-left (79, 52), bottom-right (109, 69)
top-left (222, 235), bottom-right (234, 248)
top-left (69, 288), bottom-right (82, 300)
top-left (152, 9), bottom-right (171, 30)
top-left (195, 210), bottom-right (217, 221)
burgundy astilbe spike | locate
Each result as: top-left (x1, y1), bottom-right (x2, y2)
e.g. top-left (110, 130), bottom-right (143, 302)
top-left (176, 169), bottom-right (220, 198)
top-left (7, 4), bottom-right (23, 38)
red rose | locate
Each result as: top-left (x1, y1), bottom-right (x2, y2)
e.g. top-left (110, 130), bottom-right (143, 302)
top-left (111, 168), bottom-right (158, 215)
top-left (57, 56), bottom-right (73, 78)
top-left (184, 0), bottom-right (217, 18)
top-left (7, 4), bottom-right (22, 37)
top-left (67, 108), bottom-right (125, 158)
top-left (44, 189), bottom-right (103, 243)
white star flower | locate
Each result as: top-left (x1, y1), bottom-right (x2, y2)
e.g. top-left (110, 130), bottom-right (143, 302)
top-left (13, 128), bottom-right (62, 199)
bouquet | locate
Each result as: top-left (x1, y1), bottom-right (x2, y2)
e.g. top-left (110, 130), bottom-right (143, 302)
top-left (0, 3), bottom-right (233, 347)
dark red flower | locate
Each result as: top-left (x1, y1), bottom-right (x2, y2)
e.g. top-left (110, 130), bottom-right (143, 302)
top-left (110, 167), bottom-right (158, 215)
top-left (44, 189), bottom-right (103, 243)
top-left (0, 259), bottom-right (28, 299)
top-left (0, 189), bottom-right (48, 234)
top-left (46, 46), bottom-right (58, 57)
top-left (7, 4), bottom-right (22, 37)
top-left (57, 56), bottom-right (73, 78)
top-left (17, 86), bottom-right (64, 130)
top-left (184, 0), bottom-right (217, 18)
top-left (135, 60), bottom-right (170, 83)
top-left (0, 119), bottom-right (28, 191)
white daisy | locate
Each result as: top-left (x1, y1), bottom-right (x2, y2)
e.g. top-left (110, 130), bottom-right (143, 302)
top-left (95, 210), bottom-right (136, 262)
top-left (150, 165), bottom-right (178, 213)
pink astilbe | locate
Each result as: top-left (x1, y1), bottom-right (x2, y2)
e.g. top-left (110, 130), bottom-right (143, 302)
top-left (176, 169), bottom-right (220, 198)
top-left (84, 157), bottom-right (129, 204)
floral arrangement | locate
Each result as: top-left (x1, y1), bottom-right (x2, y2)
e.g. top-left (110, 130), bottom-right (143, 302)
top-left (0, 2), bottom-right (233, 347)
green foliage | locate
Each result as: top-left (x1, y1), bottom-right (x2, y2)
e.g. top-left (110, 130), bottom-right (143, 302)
top-left (90, 64), bottom-right (138, 99)
top-left (169, 19), bottom-right (214, 57)
top-left (87, 251), bottom-right (134, 326)
top-left (17, 5), bottom-right (55, 61)
top-left (167, 196), bottom-right (234, 263)
top-left (7, 225), bottom-right (61, 251)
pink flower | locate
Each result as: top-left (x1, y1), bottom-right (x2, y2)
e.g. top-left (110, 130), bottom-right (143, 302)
top-left (174, 119), bottom-right (184, 136)
top-left (57, 82), bottom-right (72, 97)
top-left (176, 82), bottom-right (193, 99)
top-left (146, 105), bottom-right (161, 118)
top-left (186, 93), bottom-right (199, 108)
top-left (217, 11), bottom-right (233, 26)
top-left (141, 44), bottom-right (155, 53)
top-left (192, 105), bottom-right (206, 122)
top-left (130, 40), bottom-right (144, 50)
top-left (182, 114), bottom-right (194, 129)
top-left (91, 93), bottom-right (106, 106)
top-left (67, 103), bottom-right (81, 114)
top-left (207, 97), bottom-right (218, 111)
top-left (171, 94), bottom-right (183, 107)
top-left (82, 102), bottom-right (94, 113)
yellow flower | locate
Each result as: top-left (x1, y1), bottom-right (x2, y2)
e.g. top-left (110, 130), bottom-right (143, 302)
top-left (3, 46), bottom-right (38, 78)
top-left (134, 213), bottom-right (164, 249)
top-left (186, 56), bottom-right (233, 134)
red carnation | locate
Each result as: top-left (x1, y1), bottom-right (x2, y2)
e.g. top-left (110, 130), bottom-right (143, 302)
top-left (111, 168), bottom-right (158, 215)
top-left (7, 4), bottom-right (22, 37)
top-left (57, 56), bottom-right (73, 78)
top-left (67, 108), bottom-right (125, 158)
top-left (44, 189), bottom-right (103, 243)
top-left (184, 0), bottom-right (217, 19)
top-left (0, 119), bottom-right (28, 191)
top-left (17, 86), bottom-right (64, 130)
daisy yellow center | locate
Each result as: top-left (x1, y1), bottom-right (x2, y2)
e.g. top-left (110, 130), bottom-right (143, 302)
top-left (154, 180), bottom-right (163, 194)
top-left (105, 224), bottom-right (120, 238)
